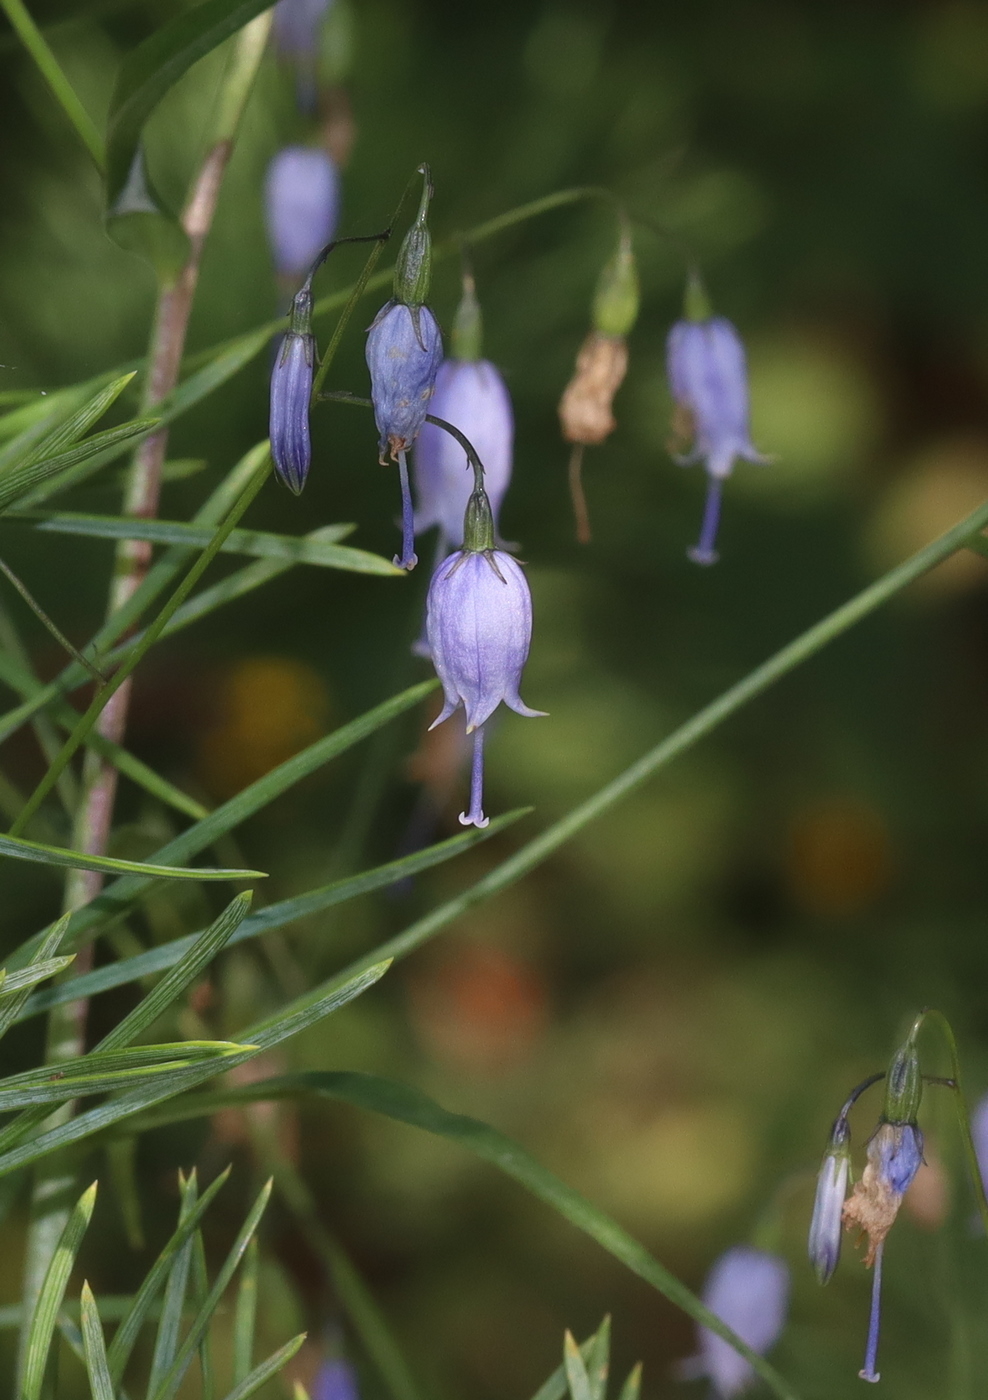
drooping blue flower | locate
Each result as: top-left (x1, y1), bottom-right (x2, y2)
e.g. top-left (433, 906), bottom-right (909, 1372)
top-left (696, 1246), bottom-right (790, 1397)
top-left (265, 146), bottom-right (340, 282)
top-left (414, 358), bottom-right (513, 548)
top-left (312, 1356), bottom-right (359, 1400)
top-left (426, 495), bottom-right (544, 827)
top-left (271, 0), bottom-right (333, 109)
top-left (270, 288), bottom-right (315, 494)
top-left (808, 1118), bottom-right (850, 1285)
top-left (666, 313), bottom-right (767, 565)
top-left (366, 303), bottom-right (443, 464)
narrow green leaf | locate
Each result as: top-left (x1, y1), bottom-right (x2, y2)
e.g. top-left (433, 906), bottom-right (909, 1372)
top-left (148, 1172), bottom-right (199, 1398)
top-left (585, 1316), bottom-right (610, 1400)
top-left (529, 1335), bottom-right (595, 1400)
top-left (106, 1135), bottom-right (145, 1249)
top-left (94, 892), bottom-right (251, 1051)
top-left (219, 1333), bottom-right (307, 1400)
top-left (142, 1073), bottom-right (798, 1400)
top-left (0, 372), bottom-right (136, 474)
top-left (107, 1167), bottom-right (231, 1384)
top-left (106, 0), bottom-right (275, 204)
top-left (0, 963), bottom-right (389, 1179)
top-left (21, 1181), bottom-right (97, 1400)
top-left (24, 513), bottom-right (399, 574)
top-left (0, 831), bottom-right (264, 881)
top-left (0, 417), bottom-right (158, 515)
top-left (191, 1228), bottom-right (215, 1400)
top-left (0, 912), bottom-right (70, 1042)
top-left (0, 1043), bottom-right (248, 1111)
top-left (564, 1332), bottom-right (593, 1400)
top-left (0, 957), bottom-right (74, 998)
top-left (232, 1237), bottom-right (258, 1384)
top-left (80, 1281), bottom-right (114, 1400)
top-left (0, 376), bottom-right (116, 472)
top-left (149, 1179), bottom-right (273, 1400)
top-left (616, 1362), bottom-right (641, 1400)
top-left (18, 814), bottom-right (526, 1022)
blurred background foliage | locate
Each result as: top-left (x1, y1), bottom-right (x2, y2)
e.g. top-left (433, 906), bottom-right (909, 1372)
top-left (2, 0), bottom-right (988, 1396)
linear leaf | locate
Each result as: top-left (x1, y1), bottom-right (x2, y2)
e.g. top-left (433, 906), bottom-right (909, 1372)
top-left (232, 1237), bottom-right (258, 1384)
top-left (585, 1316), bottom-right (610, 1400)
top-left (0, 912), bottom-right (71, 1042)
top-left (18, 813), bottom-right (526, 1021)
top-left (0, 962), bottom-right (389, 1178)
top-left (23, 513), bottom-right (399, 575)
top-left (530, 1334), bottom-right (596, 1400)
top-left (21, 1181), bottom-right (97, 1400)
top-left (219, 1333), bottom-right (307, 1400)
top-left (0, 375), bottom-right (116, 471)
top-left (148, 1179), bottom-right (273, 1400)
top-left (80, 1281), bottom-right (114, 1400)
top-left (107, 0), bottom-right (276, 204)
top-left (95, 892), bottom-right (251, 1051)
top-left (138, 1073), bottom-right (798, 1400)
top-left (148, 1172), bottom-right (199, 1398)
top-left (0, 831), bottom-right (265, 881)
top-left (564, 1332), bottom-right (593, 1400)
top-left (191, 1227), bottom-right (215, 1400)
top-left (0, 373), bottom-right (136, 474)
top-left (616, 1363), bottom-right (642, 1400)
top-left (0, 417), bottom-right (158, 515)
top-left (107, 1167), bottom-right (231, 1383)
top-left (0, 1043), bottom-right (248, 1111)
top-left (0, 958), bottom-right (74, 998)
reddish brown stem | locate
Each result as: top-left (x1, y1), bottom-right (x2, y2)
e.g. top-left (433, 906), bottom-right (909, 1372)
top-left (568, 443), bottom-right (593, 545)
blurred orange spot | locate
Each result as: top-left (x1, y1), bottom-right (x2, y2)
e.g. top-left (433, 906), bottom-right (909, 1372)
top-left (408, 943), bottom-right (548, 1074)
top-left (786, 797), bottom-right (893, 916)
top-left (196, 656), bottom-right (329, 798)
top-left (867, 437), bottom-right (988, 596)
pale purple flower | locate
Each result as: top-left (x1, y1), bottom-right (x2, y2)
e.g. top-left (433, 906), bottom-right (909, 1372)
top-left (972, 1093), bottom-right (988, 1192)
top-left (265, 146), bottom-right (340, 281)
top-left (666, 315), bottom-right (767, 565)
top-left (414, 359), bottom-right (514, 548)
top-left (426, 548), bottom-right (544, 827)
top-left (366, 301), bottom-right (443, 569)
top-left (272, 0), bottom-right (333, 109)
top-left (696, 1246), bottom-right (789, 1397)
top-left (312, 1357), bottom-right (359, 1400)
top-left (270, 329), bottom-right (314, 494)
top-left (808, 1118), bottom-right (850, 1284)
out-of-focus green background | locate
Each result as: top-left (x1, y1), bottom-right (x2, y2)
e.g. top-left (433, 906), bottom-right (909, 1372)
top-left (3, 0), bottom-right (988, 1395)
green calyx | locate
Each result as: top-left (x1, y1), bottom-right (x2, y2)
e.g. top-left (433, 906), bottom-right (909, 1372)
top-left (592, 225), bottom-right (639, 337)
top-left (463, 486), bottom-right (495, 553)
top-left (452, 273), bottom-right (483, 361)
top-left (882, 1039), bottom-right (922, 1124)
top-left (394, 164), bottom-right (433, 307)
top-left (683, 267), bottom-right (713, 323)
top-left (288, 283), bottom-right (314, 337)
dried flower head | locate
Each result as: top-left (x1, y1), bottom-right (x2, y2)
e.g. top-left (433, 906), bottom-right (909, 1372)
top-left (558, 332), bottom-right (628, 448)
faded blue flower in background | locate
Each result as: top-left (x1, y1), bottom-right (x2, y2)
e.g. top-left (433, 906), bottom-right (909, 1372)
top-left (973, 1093), bottom-right (988, 1193)
top-left (694, 1246), bottom-right (790, 1397)
top-left (414, 359), bottom-right (513, 548)
top-left (312, 1356), bottom-right (359, 1400)
top-left (265, 146), bottom-right (340, 282)
top-left (808, 1117), bottom-right (851, 1284)
top-left (270, 287), bottom-right (315, 493)
top-left (666, 308), bottom-right (766, 565)
top-left (272, 0), bottom-right (333, 109)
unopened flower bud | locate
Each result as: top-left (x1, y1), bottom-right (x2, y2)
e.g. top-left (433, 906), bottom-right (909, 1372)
top-left (666, 293), bottom-right (767, 565)
top-left (270, 287), bottom-right (315, 494)
top-left (264, 146), bottom-right (340, 282)
top-left (808, 1117), bottom-right (851, 1284)
top-left (394, 165), bottom-right (433, 308)
top-left (694, 1246), bottom-right (790, 1398)
top-left (592, 226), bottom-right (639, 339)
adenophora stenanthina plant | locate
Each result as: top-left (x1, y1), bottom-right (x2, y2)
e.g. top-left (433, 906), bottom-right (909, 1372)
top-left (426, 464), bottom-right (545, 828)
top-left (265, 144), bottom-right (341, 283)
top-left (689, 1246), bottom-right (790, 1398)
top-left (666, 274), bottom-right (768, 565)
top-left (365, 165), bottom-right (443, 570)
top-left (414, 273), bottom-right (514, 552)
top-left (270, 279), bottom-right (316, 493)
top-left (558, 220), bottom-right (639, 543)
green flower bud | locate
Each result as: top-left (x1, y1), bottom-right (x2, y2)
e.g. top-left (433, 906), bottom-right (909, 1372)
top-left (451, 274), bottom-right (483, 362)
top-left (882, 1040), bottom-right (922, 1125)
top-left (592, 227), bottom-right (639, 338)
top-left (394, 165), bottom-right (433, 307)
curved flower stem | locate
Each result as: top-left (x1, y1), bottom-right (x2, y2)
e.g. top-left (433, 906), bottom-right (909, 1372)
top-left (459, 726), bottom-right (488, 829)
top-left (394, 450), bottom-right (418, 571)
top-left (15, 15), bottom-right (272, 1379)
top-left (688, 477), bottom-right (723, 566)
top-left (567, 444), bottom-right (592, 545)
top-left (916, 1008), bottom-right (988, 1238)
top-left (859, 1240), bottom-right (884, 1383)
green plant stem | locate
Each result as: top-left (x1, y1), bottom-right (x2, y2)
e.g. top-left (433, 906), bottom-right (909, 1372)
top-left (918, 1009), bottom-right (988, 1237)
top-left (0, 0), bottom-right (105, 169)
top-left (15, 19), bottom-right (271, 1379)
top-left (319, 494), bottom-right (988, 997)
